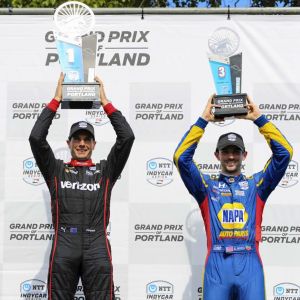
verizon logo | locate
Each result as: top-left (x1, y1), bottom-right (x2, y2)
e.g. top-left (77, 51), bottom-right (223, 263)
top-left (61, 181), bottom-right (100, 191)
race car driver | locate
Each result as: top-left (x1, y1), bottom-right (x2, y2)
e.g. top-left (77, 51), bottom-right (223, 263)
top-left (29, 73), bottom-right (134, 300)
top-left (173, 95), bottom-right (293, 300)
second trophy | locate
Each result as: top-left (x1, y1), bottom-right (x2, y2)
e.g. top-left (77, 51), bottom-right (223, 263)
top-left (207, 27), bottom-right (248, 118)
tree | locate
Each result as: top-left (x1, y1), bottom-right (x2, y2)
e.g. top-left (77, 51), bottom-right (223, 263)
top-left (1, 0), bottom-right (299, 8)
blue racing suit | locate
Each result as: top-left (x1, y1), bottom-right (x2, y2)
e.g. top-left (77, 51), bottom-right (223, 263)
top-left (174, 115), bottom-right (293, 300)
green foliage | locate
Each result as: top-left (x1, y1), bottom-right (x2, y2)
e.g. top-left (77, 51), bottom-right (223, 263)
top-left (0, 0), bottom-right (299, 9)
top-left (0, 0), bottom-right (12, 6)
top-left (2, 0), bottom-right (166, 8)
top-left (172, 0), bottom-right (220, 7)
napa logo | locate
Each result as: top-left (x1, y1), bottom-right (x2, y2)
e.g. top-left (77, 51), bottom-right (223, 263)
top-left (146, 280), bottom-right (174, 299)
top-left (218, 202), bottom-right (248, 229)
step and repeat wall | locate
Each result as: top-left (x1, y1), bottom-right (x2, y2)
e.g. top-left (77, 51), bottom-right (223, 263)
top-left (0, 13), bottom-right (299, 300)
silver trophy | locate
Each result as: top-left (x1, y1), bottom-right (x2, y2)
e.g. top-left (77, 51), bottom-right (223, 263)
top-left (207, 27), bottom-right (247, 118)
top-left (54, 1), bottom-right (100, 109)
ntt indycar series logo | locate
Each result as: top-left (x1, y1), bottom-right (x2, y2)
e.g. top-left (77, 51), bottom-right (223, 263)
top-left (146, 281), bottom-right (174, 299)
top-left (259, 103), bottom-right (300, 121)
top-left (45, 30), bottom-right (150, 67)
top-left (85, 106), bottom-right (110, 126)
top-left (135, 103), bottom-right (184, 121)
top-left (20, 279), bottom-right (47, 299)
top-left (273, 283), bottom-right (300, 300)
top-left (9, 223), bottom-right (54, 241)
top-left (134, 224), bottom-right (184, 242)
top-left (11, 102), bottom-right (60, 120)
top-left (146, 158), bottom-right (173, 187)
top-left (279, 160), bottom-right (299, 188)
top-left (23, 157), bottom-right (45, 186)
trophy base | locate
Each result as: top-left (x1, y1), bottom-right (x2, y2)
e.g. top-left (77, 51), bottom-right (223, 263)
top-left (213, 93), bottom-right (248, 118)
top-left (61, 83), bottom-right (100, 110)
top-left (61, 101), bottom-right (101, 109)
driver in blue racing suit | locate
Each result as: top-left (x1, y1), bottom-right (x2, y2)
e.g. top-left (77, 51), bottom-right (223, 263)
top-left (174, 95), bottom-right (293, 300)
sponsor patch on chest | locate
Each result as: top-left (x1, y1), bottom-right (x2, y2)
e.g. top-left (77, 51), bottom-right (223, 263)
top-left (60, 181), bottom-right (100, 191)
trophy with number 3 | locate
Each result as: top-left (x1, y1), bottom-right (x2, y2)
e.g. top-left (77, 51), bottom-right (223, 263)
top-left (207, 27), bottom-right (248, 118)
top-left (54, 1), bottom-right (100, 109)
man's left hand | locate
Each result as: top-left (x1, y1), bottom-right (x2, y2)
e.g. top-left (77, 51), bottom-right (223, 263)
top-left (237, 95), bottom-right (262, 121)
top-left (95, 76), bottom-right (110, 106)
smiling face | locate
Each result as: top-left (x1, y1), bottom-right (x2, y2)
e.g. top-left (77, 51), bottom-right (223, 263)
top-left (67, 130), bottom-right (96, 161)
top-left (215, 145), bottom-right (247, 176)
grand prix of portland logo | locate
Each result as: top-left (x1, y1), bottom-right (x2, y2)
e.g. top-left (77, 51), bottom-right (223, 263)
top-left (146, 158), bottom-right (173, 187)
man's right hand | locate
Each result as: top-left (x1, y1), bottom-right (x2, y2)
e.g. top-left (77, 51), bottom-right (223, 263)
top-left (201, 94), bottom-right (222, 122)
top-left (54, 72), bottom-right (65, 102)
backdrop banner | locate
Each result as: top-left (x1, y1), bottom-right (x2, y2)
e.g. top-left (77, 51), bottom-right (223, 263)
top-left (0, 14), bottom-right (299, 300)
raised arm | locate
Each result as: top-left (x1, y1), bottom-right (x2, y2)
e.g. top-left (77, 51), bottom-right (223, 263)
top-left (174, 95), bottom-right (217, 204)
top-left (28, 73), bottom-right (63, 180)
top-left (95, 76), bottom-right (135, 184)
top-left (239, 96), bottom-right (293, 201)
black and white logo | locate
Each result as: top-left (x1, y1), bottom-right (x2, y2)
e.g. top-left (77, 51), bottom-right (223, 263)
top-left (228, 133), bottom-right (237, 141)
top-left (273, 283), bottom-right (300, 299)
top-left (10, 223), bottom-right (54, 241)
top-left (134, 224), bottom-right (184, 242)
top-left (135, 103), bottom-right (184, 121)
top-left (79, 122), bottom-right (88, 128)
top-left (279, 160), bottom-right (299, 188)
top-left (60, 181), bottom-right (100, 191)
top-left (11, 102), bottom-right (60, 120)
top-left (259, 103), bottom-right (300, 122)
top-left (146, 281), bottom-right (174, 299)
top-left (23, 157), bottom-right (45, 186)
top-left (208, 27), bottom-right (240, 57)
top-left (20, 279), bottom-right (47, 299)
top-left (146, 158), bottom-right (173, 187)
top-left (262, 225), bottom-right (300, 244)
top-left (45, 30), bottom-right (150, 67)
top-left (85, 107), bottom-right (110, 126)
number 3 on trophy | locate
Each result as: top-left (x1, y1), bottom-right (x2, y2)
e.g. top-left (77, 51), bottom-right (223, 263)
top-left (218, 66), bottom-right (226, 78)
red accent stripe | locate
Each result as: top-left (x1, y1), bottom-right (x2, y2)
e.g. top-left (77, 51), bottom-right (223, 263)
top-left (199, 196), bottom-right (212, 266)
top-left (103, 103), bottom-right (117, 116)
top-left (47, 99), bottom-right (60, 112)
top-left (255, 194), bottom-right (266, 265)
top-left (103, 178), bottom-right (113, 300)
top-left (66, 159), bottom-right (95, 167)
top-left (49, 177), bottom-right (59, 300)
